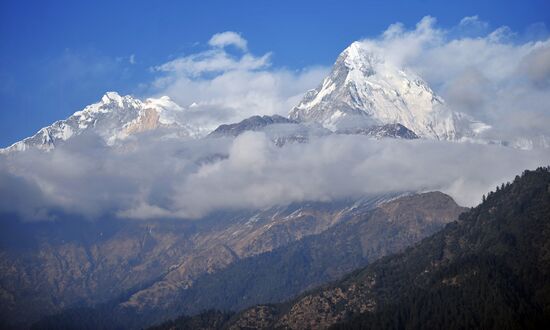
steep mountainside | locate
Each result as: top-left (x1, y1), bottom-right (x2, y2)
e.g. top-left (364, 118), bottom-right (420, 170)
top-left (289, 42), bottom-right (489, 140)
top-left (0, 194), bottom-right (395, 327)
top-left (208, 115), bottom-right (298, 137)
top-left (218, 167), bottom-right (550, 329)
top-left (25, 192), bottom-right (464, 329)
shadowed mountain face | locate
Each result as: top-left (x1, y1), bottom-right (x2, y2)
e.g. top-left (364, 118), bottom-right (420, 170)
top-left (0, 93), bottom-right (196, 153)
top-left (337, 123), bottom-right (419, 140)
top-left (26, 192), bottom-right (465, 329)
top-left (207, 167), bottom-right (550, 330)
top-left (208, 115), bottom-right (298, 137)
top-left (0, 194), bottom-right (394, 327)
top-left (159, 192), bottom-right (464, 317)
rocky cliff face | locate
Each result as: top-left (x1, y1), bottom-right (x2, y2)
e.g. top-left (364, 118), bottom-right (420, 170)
top-left (22, 191), bottom-right (466, 329)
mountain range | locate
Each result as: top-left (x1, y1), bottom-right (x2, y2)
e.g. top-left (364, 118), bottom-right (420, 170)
top-left (3, 40), bottom-right (546, 154)
top-left (18, 192), bottom-right (464, 329)
top-left (1, 38), bottom-right (549, 330)
top-left (0, 92), bottom-right (196, 153)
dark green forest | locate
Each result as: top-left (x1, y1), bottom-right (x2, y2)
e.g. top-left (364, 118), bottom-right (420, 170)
top-left (332, 167), bottom-right (550, 329)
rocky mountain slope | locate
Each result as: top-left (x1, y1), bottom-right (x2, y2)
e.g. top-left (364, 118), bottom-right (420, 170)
top-left (0, 194), bottom-right (395, 327)
top-left (208, 115), bottom-right (298, 137)
top-left (182, 167), bottom-right (549, 329)
top-left (289, 42), bottom-right (489, 141)
top-left (156, 192), bottom-right (464, 318)
top-left (18, 192), bottom-right (465, 329)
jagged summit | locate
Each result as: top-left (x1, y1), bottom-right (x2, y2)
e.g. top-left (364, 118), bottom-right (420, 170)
top-left (1, 93), bottom-right (194, 153)
top-left (290, 41), bottom-right (489, 141)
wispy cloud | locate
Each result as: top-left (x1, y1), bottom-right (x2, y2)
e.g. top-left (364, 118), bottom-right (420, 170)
top-left (208, 31), bottom-right (248, 51)
top-left (148, 31), bottom-right (328, 134)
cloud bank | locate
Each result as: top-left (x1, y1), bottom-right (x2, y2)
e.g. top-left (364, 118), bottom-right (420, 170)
top-left (1, 18), bottom-right (549, 221)
top-left (1, 131), bottom-right (548, 221)
top-left (355, 16), bottom-right (550, 148)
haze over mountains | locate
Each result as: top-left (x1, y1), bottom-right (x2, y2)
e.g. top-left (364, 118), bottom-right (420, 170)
top-left (1, 35), bottom-right (549, 221)
top-left (5, 191), bottom-right (464, 329)
top-left (153, 167), bottom-right (550, 330)
top-left (1, 16), bottom-right (550, 330)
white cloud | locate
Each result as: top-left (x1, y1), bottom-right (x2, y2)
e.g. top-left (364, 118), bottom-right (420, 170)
top-left (172, 134), bottom-right (550, 217)
top-left (458, 15), bottom-right (489, 32)
top-left (2, 18), bottom-right (550, 222)
top-left (149, 32), bottom-right (328, 134)
top-left (2, 132), bottom-right (548, 221)
top-left (353, 16), bottom-right (550, 148)
top-left (208, 31), bottom-right (248, 51)
top-left (520, 45), bottom-right (550, 87)
top-left (154, 50), bottom-right (271, 77)
top-left (117, 202), bottom-right (172, 220)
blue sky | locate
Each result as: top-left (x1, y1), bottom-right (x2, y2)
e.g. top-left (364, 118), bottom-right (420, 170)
top-left (1, 0), bottom-right (549, 147)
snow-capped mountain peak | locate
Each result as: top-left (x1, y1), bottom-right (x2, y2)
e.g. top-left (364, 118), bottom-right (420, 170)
top-left (1, 92), bottom-right (194, 153)
top-left (342, 41), bottom-right (380, 75)
top-left (290, 41), bottom-right (489, 141)
top-left (101, 91), bottom-right (125, 106)
top-left (143, 96), bottom-right (186, 126)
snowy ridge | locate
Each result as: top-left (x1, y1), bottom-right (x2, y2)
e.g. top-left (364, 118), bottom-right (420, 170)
top-left (290, 41), bottom-right (490, 141)
top-left (1, 92), bottom-right (195, 153)
top-left (3, 41), bottom-right (546, 153)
